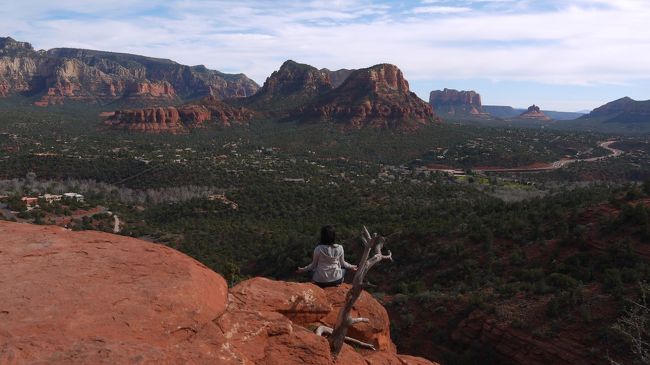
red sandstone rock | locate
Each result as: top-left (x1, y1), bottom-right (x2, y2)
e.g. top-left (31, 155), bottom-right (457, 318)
top-left (399, 354), bottom-right (439, 365)
top-left (0, 221), bottom-right (438, 364)
top-left (518, 104), bottom-right (552, 121)
top-left (128, 81), bottom-right (176, 97)
top-left (429, 88), bottom-right (489, 117)
top-left (105, 106), bottom-right (187, 133)
top-left (300, 64), bottom-right (439, 130)
top-left (230, 277), bottom-right (332, 324)
top-left (105, 96), bottom-right (255, 133)
top-left (0, 221), bottom-right (228, 364)
top-left (0, 36), bottom-right (259, 104)
top-left (322, 283), bottom-right (397, 352)
top-left (0, 79), bottom-right (10, 96)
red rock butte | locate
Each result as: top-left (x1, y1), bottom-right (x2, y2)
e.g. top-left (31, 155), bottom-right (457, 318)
top-left (0, 221), bottom-right (437, 365)
top-left (300, 63), bottom-right (439, 130)
top-left (104, 97), bottom-right (255, 133)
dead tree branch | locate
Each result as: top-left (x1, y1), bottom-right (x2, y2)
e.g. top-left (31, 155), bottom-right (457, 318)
top-left (315, 325), bottom-right (376, 350)
top-left (327, 225), bottom-right (393, 357)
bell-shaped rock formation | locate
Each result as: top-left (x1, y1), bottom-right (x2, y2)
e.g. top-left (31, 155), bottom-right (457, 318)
top-left (518, 104), bottom-right (552, 121)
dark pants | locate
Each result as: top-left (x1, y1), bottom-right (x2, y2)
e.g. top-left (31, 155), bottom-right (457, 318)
top-left (313, 269), bottom-right (346, 288)
top-left (314, 277), bottom-right (343, 288)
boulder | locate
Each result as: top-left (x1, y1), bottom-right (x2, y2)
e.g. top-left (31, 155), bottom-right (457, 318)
top-left (0, 221), bottom-right (438, 364)
top-left (322, 284), bottom-right (397, 352)
top-left (0, 221), bottom-right (228, 364)
top-left (230, 277), bottom-right (332, 324)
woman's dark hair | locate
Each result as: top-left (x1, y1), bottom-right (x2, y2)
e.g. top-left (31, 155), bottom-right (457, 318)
top-left (320, 225), bottom-right (336, 245)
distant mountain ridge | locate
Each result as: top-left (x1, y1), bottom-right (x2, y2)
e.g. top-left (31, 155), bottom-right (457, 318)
top-left (0, 36), bottom-right (259, 106)
top-left (581, 97), bottom-right (650, 124)
top-left (482, 105), bottom-right (586, 120)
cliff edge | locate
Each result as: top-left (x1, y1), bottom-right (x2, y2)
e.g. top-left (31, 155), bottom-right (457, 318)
top-left (0, 221), bottom-right (437, 365)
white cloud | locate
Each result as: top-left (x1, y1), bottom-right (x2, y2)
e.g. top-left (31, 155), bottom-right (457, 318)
top-left (412, 6), bottom-right (473, 14)
top-left (0, 0), bottom-right (648, 108)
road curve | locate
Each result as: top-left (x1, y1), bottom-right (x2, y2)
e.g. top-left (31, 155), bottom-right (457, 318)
top-left (476, 140), bottom-right (623, 173)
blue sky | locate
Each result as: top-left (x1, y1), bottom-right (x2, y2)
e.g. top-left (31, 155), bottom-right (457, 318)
top-left (1, 0), bottom-right (648, 111)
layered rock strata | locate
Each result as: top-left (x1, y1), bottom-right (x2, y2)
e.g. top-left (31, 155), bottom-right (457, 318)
top-left (429, 88), bottom-right (486, 116)
top-left (299, 64), bottom-right (438, 130)
top-left (104, 96), bottom-right (255, 133)
top-left (0, 37), bottom-right (259, 105)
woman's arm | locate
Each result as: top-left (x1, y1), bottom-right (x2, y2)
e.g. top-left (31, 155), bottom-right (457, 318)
top-left (297, 247), bottom-right (320, 272)
top-left (339, 248), bottom-right (357, 270)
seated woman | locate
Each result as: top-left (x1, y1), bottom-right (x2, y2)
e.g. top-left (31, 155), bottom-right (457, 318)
top-left (297, 225), bottom-right (357, 288)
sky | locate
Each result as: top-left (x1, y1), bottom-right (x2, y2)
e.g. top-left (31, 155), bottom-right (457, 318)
top-left (1, 0), bottom-right (648, 111)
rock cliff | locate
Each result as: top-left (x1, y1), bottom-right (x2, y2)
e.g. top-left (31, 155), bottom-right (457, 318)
top-left (298, 64), bottom-right (439, 130)
top-left (0, 221), bottom-right (438, 365)
top-left (237, 60), bottom-right (333, 114)
top-left (104, 96), bottom-right (255, 133)
top-left (429, 88), bottom-right (487, 117)
top-left (0, 36), bottom-right (259, 106)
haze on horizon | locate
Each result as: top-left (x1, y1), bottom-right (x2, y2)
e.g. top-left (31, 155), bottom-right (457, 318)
top-left (1, 0), bottom-right (648, 112)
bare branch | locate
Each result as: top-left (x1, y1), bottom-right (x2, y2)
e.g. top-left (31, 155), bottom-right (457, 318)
top-left (328, 226), bottom-right (393, 357)
top-left (314, 325), bottom-right (376, 351)
top-left (348, 317), bottom-right (370, 325)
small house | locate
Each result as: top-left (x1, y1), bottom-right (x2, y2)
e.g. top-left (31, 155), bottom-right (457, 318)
top-left (63, 193), bottom-right (85, 202)
top-left (41, 194), bottom-right (62, 203)
top-left (21, 197), bottom-right (39, 210)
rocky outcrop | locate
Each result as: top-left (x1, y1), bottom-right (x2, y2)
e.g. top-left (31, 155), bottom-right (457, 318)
top-left (105, 96), bottom-right (255, 133)
top-left (230, 277), bottom-right (333, 324)
top-left (0, 221), bottom-right (229, 364)
top-left (299, 64), bottom-right (438, 130)
top-left (518, 105), bottom-right (552, 121)
top-left (0, 36), bottom-right (259, 106)
top-left (322, 284), bottom-right (396, 352)
top-left (0, 221), bottom-right (438, 364)
top-left (239, 60), bottom-right (333, 114)
top-left (429, 88), bottom-right (487, 117)
top-left (231, 279), bottom-right (397, 353)
top-left (105, 106), bottom-right (188, 133)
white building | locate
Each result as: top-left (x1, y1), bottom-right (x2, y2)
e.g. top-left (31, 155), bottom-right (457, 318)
top-left (63, 193), bottom-right (84, 202)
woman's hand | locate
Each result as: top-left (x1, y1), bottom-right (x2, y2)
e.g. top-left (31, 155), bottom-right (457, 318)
top-left (296, 267), bottom-right (305, 273)
top-left (350, 265), bottom-right (358, 272)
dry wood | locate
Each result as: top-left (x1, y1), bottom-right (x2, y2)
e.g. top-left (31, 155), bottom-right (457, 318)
top-left (327, 225), bottom-right (392, 357)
